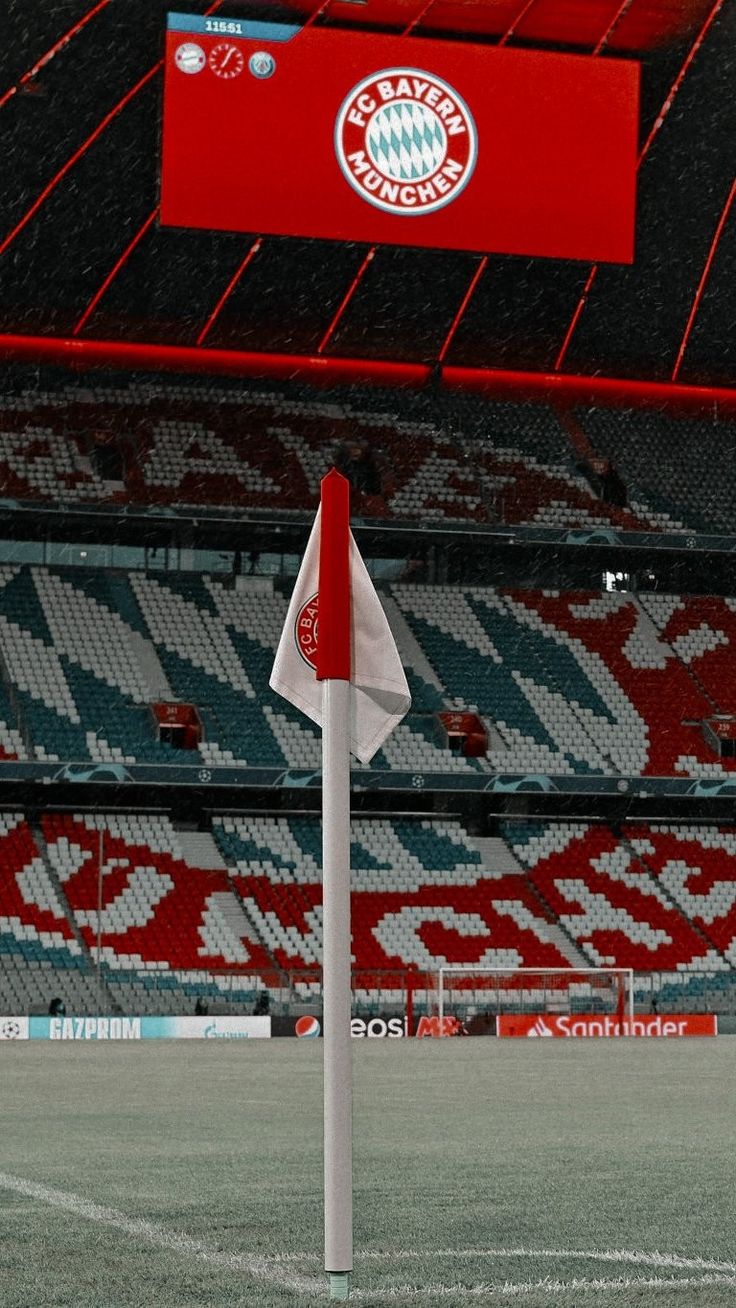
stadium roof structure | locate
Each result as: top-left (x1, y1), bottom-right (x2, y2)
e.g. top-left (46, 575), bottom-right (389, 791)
top-left (0, 0), bottom-right (733, 410)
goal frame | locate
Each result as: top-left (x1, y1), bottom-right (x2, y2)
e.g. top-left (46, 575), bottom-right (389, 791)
top-left (437, 966), bottom-right (635, 1033)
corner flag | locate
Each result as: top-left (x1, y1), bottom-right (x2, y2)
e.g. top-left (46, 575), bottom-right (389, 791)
top-left (270, 469), bottom-right (410, 1302)
top-left (270, 471), bottom-right (410, 763)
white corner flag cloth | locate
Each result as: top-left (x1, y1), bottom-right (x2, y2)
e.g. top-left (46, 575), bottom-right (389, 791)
top-left (269, 509), bottom-right (411, 764)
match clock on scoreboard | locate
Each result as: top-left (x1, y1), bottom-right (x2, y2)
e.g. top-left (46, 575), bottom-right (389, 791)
top-left (208, 41), bottom-right (244, 79)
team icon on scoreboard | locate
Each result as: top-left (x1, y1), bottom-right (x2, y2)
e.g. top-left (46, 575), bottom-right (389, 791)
top-left (209, 42), bottom-right (245, 80)
top-left (249, 51), bottom-right (276, 79)
top-left (174, 42), bottom-right (206, 75)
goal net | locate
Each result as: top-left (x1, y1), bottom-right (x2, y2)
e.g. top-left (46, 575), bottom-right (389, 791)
top-left (437, 967), bottom-right (634, 1033)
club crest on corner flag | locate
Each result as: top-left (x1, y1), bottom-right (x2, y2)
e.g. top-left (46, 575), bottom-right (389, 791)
top-left (270, 469), bottom-right (410, 763)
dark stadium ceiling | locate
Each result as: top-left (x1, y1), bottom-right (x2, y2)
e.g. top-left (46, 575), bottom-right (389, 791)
top-left (0, 0), bottom-right (733, 403)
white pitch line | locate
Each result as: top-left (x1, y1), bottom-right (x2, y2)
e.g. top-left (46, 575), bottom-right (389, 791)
top-left (243, 1247), bottom-right (736, 1276)
top-left (0, 1171), bottom-right (323, 1297)
top-left (249, 1245), bottom-right (736, 1276)
top-left (2, 1171), bottom-right (734, 1302)
top-left (351, 1273), bottom-right (736, 1300)
top-left (353, 1247), bottom-right (736, 1273)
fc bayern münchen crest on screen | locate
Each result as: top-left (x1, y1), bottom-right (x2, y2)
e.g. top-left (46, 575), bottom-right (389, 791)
top-left (334, 67), bottom-right (477, 216)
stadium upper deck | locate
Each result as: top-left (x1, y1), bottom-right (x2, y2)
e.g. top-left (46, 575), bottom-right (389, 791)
top-left (0, 0), bottom-right (732, 397)
top-left (2, 378), bottom-right (735, 537)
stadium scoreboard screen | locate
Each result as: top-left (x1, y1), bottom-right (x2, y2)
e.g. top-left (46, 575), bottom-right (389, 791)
top-left (160, 12), bottom-right (639, 263)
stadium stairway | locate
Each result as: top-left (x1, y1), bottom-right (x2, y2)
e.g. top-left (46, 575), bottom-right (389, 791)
top-left (175, 830), bottom-right (229, 871)
top-left (30, 816), bottom-right (120, 1012)
top-left (465, 832), bottom-right (589, 967)
top-left (126, 629), bottom-right (175, 702)
top-left (380, 595), bottom-right (446, 697)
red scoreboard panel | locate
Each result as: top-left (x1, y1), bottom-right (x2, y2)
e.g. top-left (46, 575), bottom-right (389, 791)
top-left (160, 13), bottom-right (639, 263)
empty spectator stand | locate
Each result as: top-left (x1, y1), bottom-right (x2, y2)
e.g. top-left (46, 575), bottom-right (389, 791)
top-left (579, 408), bottom-right (736, 536)
top-left (625, 823), bottom-right (736, 967)
top-left (0, 812), bottom-right (735, 1015)
top-left (0, 565), bottom-right (734, 779)
top-left (501, 820), bottom-right (729, 971)
top-left (0, 813), bottom-right (95, 1013)
top-left (36, 814), bottom-right (276, 1014)
top-left (391, 583), bottom-right (725, 777)
top-left (0, 382), bottom-right (688, 531)
top-left (0, 565), bottom-right (484, 774)
top-left (213, 815), bottom-right (572, 979)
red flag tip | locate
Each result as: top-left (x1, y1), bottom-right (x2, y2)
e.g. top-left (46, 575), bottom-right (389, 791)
top-left (322, 467), bottom-right (350, 488)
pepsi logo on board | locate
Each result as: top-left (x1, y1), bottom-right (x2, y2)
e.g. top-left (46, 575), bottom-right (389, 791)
top-left (295, 1015), bottom-right (321, 1038)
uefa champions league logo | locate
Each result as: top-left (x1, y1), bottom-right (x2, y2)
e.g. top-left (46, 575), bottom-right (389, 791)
top-left (335, 68), bottom-right (477, 216)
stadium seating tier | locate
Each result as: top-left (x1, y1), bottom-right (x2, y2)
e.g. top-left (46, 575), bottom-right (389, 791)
top-left (0, 814), bottom-right (734, 1014)
top-left (0, 384), bottom-right (703, 532)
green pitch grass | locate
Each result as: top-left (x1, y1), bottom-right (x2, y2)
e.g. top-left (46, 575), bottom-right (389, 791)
top-left (1, 1039), bottom-right (734, 1306)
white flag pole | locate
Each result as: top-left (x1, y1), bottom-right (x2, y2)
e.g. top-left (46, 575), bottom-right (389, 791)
top-left (323, 677), bottom-right (353, 1300)
top-left (269, 466), bottom-right (410, 1300)
top-left (318, 470), bottom-right (353, 1301)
